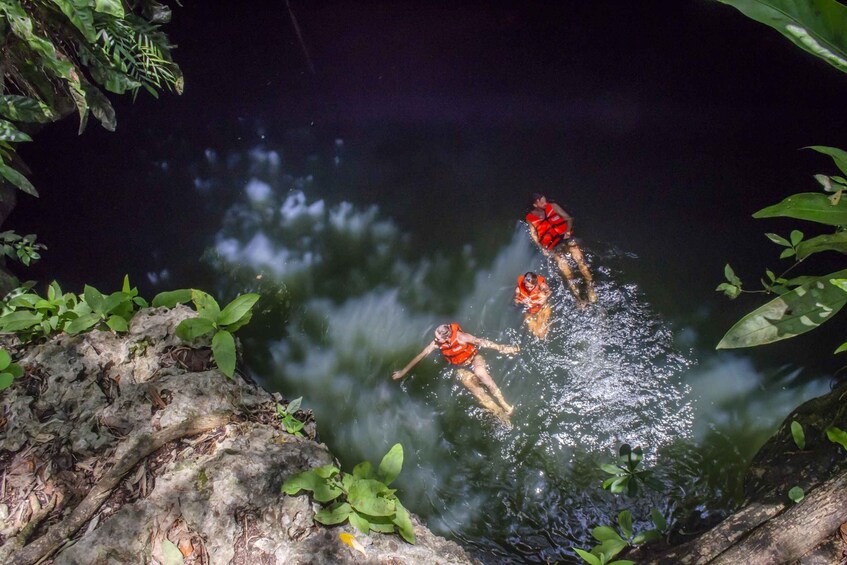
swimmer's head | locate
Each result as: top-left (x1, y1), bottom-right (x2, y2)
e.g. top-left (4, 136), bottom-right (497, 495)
top-left (523, 272), bottom-right (538, 288)
top-left (531, 193), bottom-right (546, 208)
top-left (434, 324), bottom-right (451, 341)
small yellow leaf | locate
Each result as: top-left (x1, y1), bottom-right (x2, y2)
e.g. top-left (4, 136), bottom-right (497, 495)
top-left (339, 532), bottom-right (366, 556)
top-left (830, 189), bottom-right (843, 206)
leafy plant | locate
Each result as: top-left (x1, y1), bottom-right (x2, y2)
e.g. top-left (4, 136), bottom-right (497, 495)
top-left (788, 486), bottom-right (805, 503)
top-left (717, 146), bottom-right (847, 350)
top-left (790, 420), bottom-right (806, 450)
top-left (276, 397), bottom-right (305, 436)
top-left (826, 426), bottom-right (847, 451)
top-left (0, 231), bottom-right (46, 266)
top-left (572, 508), bottom-right (667, 565)
top-left (600, 444), bottom-right (660, 496)
top-left (152, 289), bottom-right (259, 378)
top-left (0, 347), bottom-right (23, 391)
top-left (281, 443), bottom-right (415, 544)
top-left (0, 0), bottom-right (182, 196)
top-left (0, 276), bottom-right (146, 340)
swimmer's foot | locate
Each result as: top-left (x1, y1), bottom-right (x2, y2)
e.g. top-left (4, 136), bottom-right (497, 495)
top-left (504, 404), bottom-right (515, 416)
top-left (586, 285), bottom-right (598, 303)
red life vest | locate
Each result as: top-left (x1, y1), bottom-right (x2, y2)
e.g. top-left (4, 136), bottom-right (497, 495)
top-left (526, 203), bottom-right (569, 250)
top-left (438, 323), bottom-right (478, 365)
top-left (516, 274), bottom-right (547, 314)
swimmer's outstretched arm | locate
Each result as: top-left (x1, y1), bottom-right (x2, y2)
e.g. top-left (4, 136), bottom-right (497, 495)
top-left (391, 341), bottom-right (437, 380)
top-left (464, 333), bottom-right (520, 356)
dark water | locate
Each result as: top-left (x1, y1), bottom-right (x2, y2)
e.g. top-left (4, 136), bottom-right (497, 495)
top-left (9, 1), bottom-right (847, 562)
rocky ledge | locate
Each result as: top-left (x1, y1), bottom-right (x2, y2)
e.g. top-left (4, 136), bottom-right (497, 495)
top-left (0, 306), bottom-right (476, 565)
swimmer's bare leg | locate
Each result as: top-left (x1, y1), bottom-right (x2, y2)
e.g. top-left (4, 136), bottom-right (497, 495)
top-left (554, 250), bottom-right (585, 306)
top-left (471, 355), bottom-right (514, 415)
top-left (525, 302), bottom-right (552, 339)
top-left (456, 368), bottom-right (510, 424)
top-left (569, 241), bottom-right (597, 303)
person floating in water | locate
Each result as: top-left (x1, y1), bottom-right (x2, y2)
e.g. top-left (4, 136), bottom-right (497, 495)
top-left (525, 192), bottom-right (597, 305)
top-left (391, 323), bottom-right (518, 424)
top-left (514, 271), bottom-right (553, 339)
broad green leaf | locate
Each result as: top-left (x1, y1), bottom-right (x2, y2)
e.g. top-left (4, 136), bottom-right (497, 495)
top-left (779, 247), bottom-right (796, 259)
top-left (191, 290), bottom-right (221, 321)
top-left (100, 292), bottom-right (127, 316)
top-left (313, 464), bottom-right (339, 479)
top-left (609, 476), bottom-right (629, 494)
top-left (0, 95), bottom-right (54, 123)
top-left (286, 397), bottom-right (302, 413)
top-left (347, 510), bottom-right (370, 534)
top-left (835, 340), bottom-right (847, 353)
top-left (753, 192), bottom-right (847, 226)
top-left (0, 373), bottom-right (14, 391)
top-left (618, 510), bottom-right (633, 540)
top-left (367, 516), bottom-right (397, 533)
top-left (790, 230), bottom-right (804, 246)
top-left (393, 499), bottom-right (416, 544)
top-left (218, 293), bottom-right (260, 327)
top-left (600, 463), bottom-right (623, 475)
top-left (0, 1), bottom-right (74, 79)
top-left (378, 443), bottom-right (403, 486)
top-left (795, 231), bottom-right (847, 259)
top-left (0, 349), bottom-right (10, 370)
top-left (790, 420), bottom-right (806, 449)
top-left (347, 479), bottom-right (395, 516)
top-left (314, 502), bottom-right (352, 525)
top-left (281, 469), bottom-right (342, 502)
top-left (212, 330), bottom-right (236, 377)
top-left (788, 486), bottom-right (805, 502)
top-left (65, 313), bottom-right (99, 334)
top-left (609, 561), bottom-right (636, 565)
top-left (573, 548), bottom-right (601, 565)
top-left (106, 315), bottom-right (128, 332)
top-left (94, 0), bottom-right (125, 17)
top-left (633, 529), bottom-right (662, 545)
top-left (806, 146), bottom-right (847, 177)
top-left (6, 363), bottom-right (22, 379)
top-left (592, 526), bottom-right (623, 542)
top-left (83, 285), bottom-right (105, 312)
top-left (826, 426), bottom-right (847, 450)
top-left (596, 538), bottom-right (628, 559)
top-left (0, 310), bottom-right (41, 332)
top-left (717, 269), bottom-right (847, 348)
top-left (0, 119), bottom-right (31, 142)
top-left (353, 461), bottom-right (374, 479)
top-left (82, 82), bottom-right (116, 132)
top-left (152, 289), bottom-right (193, 308)
top-left (716, 1), bottom-right (847, 75)
top-left (651, 508), bottom-right (667, 532)
top-left (50, 0), bottom-right (97, 42)
top-left (175, 317), bottom-right (214, 341)
top-left (0, 162), bottom-right (37, 196)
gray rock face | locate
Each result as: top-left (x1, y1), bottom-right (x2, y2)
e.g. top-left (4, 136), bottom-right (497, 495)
top-left (0, 306), bottom-right (477, 564)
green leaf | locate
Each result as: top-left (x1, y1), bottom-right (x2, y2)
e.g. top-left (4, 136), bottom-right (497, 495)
top-left (175, 317), bottom-right (215, 341)
top-left (82, 82), bottom-right (116, 131)
top-left (0, 349), bottom-right (10, 371)
top-left (632, 529), bottom-right (661, 545)
top-left (152, 289), bottom-right (193, 308)
top-left (314, 502), bottom-right (352, 525)
top-left (788, 486), bottom-right (805, 502)
top-left (218, 293), bottom-right (260, 327)
top-left (212, 330), bottom-right (236, 378)
top-left (790, 229), bottom-right (804, 246)
top-left (65, 313), bottom-right (100, 334)
top-left (0, 373), bottom-right (14, 391)
top-left (765, 232), bottom-right (791, 246)
top-left (0, 162), bottom-right (37, 196)
top-left (347, 479), bottom-right (395, 516)
top-left (280, 469), bottom-right (342, 502)
top-left (790, 420), bottom-right (806, 449)
top-left (378, 443), bottom-right (403, 486)
top-left (600, 463), bottom-right (624, 475)
top-left (724, 264), bottom-right (742, 286)
top-left (609, 561), bottom-right (636, 565)
top-left (6, 363), bottom-right (23, 379)
top-left (94, 0), bottom-right (125, 17)
top-left (806, 146), bottom-right (847, 177)
top-left (393, 499), bottom-right (416, 544)
top-left (717, 269), bottom-right (847, 348)
top-left (596, 538), bottom-right (628, 560)
top-left (286, 397), bottom-right (302, 413)
top-left (367, 516), bottom-right (397, 533)
top-left (347, 510), bottom-right (370, 534)
top-left (106, 314), bottom-right (128, 332)
top-left (0, 119), bottom-right (31, 142)
top-left (609, 476), bottom-right (629, 494)
top-left (191, 290), bottom-right (221, 321)
top-left (83, 285), bottom-right (105, 312)
top-left (834, 340), bottom-right (847, 354)
top-left (715, 2), bottom-right (847, 75)
top-left (617, 510), bottom-right (633, 540)
top-left (826, 426), bottom-right (847, 450)
top-left (0, 95), bottom-right (54, 123)
top-left (753, 192), bottom-right (847, 226)
top-left (573, 548), bottom-right (602, 565)
top-left (0, 310), bottom-right (41, 332)
top-left (353, 461), bottom-right (374, 479)
top-left (592, 526), bottom-right (623, 542)
top-left (716, 282), bottom-right (741, 299)
top-left (50, 0), bottom-right (97, 42)
top-left (779, 248), bottom-right (796, 260)
top-left (651, 508), bottom-right (667, 532)
top-left (313, 464), bottom-right (339, 479)
top-left (795, 231), bottom-right (847, 259)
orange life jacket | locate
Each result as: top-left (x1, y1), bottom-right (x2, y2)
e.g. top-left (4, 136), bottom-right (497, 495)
top-left (526, 203), bottom-right (569, 250)
top-left (438, 323), bottom-right (478, 365)
top-left (516, 274), bottom-right (547, 314)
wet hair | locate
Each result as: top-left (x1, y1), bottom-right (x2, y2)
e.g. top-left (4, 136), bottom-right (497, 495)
top-left (523, 272), bottom-right (538, 285)
top-left (435, 324), bottom-right (451, 340)
top-left (531, 192), bottom-right (545, 205)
